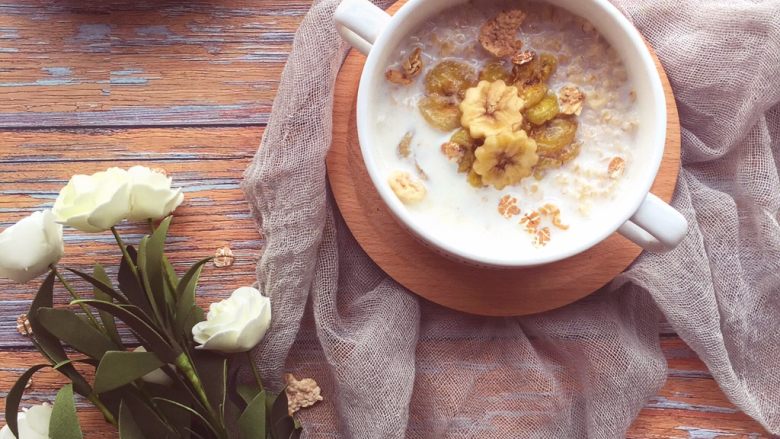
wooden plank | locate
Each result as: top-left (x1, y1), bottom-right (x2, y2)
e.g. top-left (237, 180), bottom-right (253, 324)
top-left (0, 0), bottom-right (309, 127)
top-left (0, 340), bottom-right (770, 437)
top-left (0, 127), bottom-right (263, 346)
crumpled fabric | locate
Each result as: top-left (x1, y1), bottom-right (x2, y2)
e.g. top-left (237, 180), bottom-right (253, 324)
top-left (242, 0), bottom-right (780, 436)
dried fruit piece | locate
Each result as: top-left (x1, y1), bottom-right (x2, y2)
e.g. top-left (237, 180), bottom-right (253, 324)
top-left (479, 62), bottom-right (510, 82)
top-left (608, 157), bottom-right (626, 179)
top-left (389, 171), bottom-right (426, 204)
top-left (424, 60), bottom-right (477, 98)
top-left (530, 117), bottom-right (578, 155)
top-left (537, 53), bottom-right (558, 82)
top-left (557, 140), bottom-right (581, 163)
top-left (385, 47), bottom-right (423, 85)
top-left (558, 85), bottom-right (585, 115)
top-left (526, 94), bottom-right (560, 125)
top-left (419, 95), bottom-right (462, 131)
top-left (460, 80), bottom-right (524, 138)
top-left (511, 53), bottom-right (557, 86)
top-left (511, 50), bottom-right (536, 66)
top-left (498, 195), bottom-right (521, 218)
top-left (519, 81), bottom-right (547, 108)
top-left (533, 156), bottom-right (563, 180)
top-left (472, 131), bottom-right (538, 189)
top-left (479, 10), bottom-right (527, 58)
top-left (467, 169), bottom-right (485, 188)
top-left (398, 132), bottom-right (413, 158)
top-left (448, 129), bottom-right (481, 172)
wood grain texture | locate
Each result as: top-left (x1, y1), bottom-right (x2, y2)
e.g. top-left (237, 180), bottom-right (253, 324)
top-left (0, 0), bottom-right (771, 437)
top-left (327, 18), bottom-right (679, 316)
top-left (0, 0), bottom-right (310, 127)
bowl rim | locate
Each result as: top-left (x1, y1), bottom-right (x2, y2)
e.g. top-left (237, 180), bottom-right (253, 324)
top-left (354, 0), bottom-right (667, 268)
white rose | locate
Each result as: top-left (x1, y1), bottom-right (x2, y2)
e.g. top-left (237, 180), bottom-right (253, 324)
top-left (0, 211), bottom-right (64, 283)
top-left (0, 403), bottom-right (52, 439)
top-left (52, 168), bottom-right (131, 232)
top-left (132, 346), bottom-right (173, 386)
top-left (192, 287), bottom-right (271, 353)
top-left (126, 166), bottom-right (184, 221)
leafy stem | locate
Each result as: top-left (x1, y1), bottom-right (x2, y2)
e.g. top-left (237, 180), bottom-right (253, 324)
top-left (87, 393), bottom-right (117, 427)
top-left (111, 227), bottom-right (140, 282)
top-left (49, 265), bottom-right (102, 330)
top-left (174, 352), bottom-right (227, 439)
top-left (245, 350), bottom-right (263, 392)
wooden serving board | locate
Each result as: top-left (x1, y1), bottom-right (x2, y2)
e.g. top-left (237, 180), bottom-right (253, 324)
top-left (326, 0), bottom-right (681, 317)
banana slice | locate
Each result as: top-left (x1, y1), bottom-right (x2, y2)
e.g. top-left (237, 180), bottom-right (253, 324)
top-left (388, 171), bottom-right (427, 204)
top-left (460, 80), bottom-right (525, 138)
top-left (472, 131), bottom-right (538, 189)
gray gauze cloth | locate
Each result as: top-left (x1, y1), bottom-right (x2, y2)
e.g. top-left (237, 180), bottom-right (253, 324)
top-left (242, 0), bottom-right (780, 436)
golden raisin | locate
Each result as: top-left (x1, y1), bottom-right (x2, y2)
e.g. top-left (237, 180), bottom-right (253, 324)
top-left (479, 62), bottom-right (511, 82)
top-left (424, 60), bottom-right (478, 99)
top-left (526, 94), bottom-right (559, 125)
top-left (519, 81), bottom-right (548, 108)
top-left (419, 96), bottom-right (462, 131)
top-left (530, 117), bottom-right (578, 155)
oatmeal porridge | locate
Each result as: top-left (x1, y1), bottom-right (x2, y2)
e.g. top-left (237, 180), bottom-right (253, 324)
top-left (376, 0), bottom-right (639, 258)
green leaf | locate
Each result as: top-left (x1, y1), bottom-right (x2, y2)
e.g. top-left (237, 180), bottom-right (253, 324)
top-left (71, 300), bottom-right (177, 362)
top-left (92, 263), bottom-right (123, 346)
top-left (29, 272), bottom-right (92, 397)
top-left (138, 236), bottom-right (164, 323)
top-left (151, 397), bottom-right (218, 438)
top-left (239, 390), bottom-right (267, 439)
top-left (49, 384), bottom-right (83, 439)
top-left (146, 216), bottom-right (172, 295)
top-left (163, 257), bottom-right (179, 292)
top-left (190, 351), bottom-right (227, 415)
top-left (118, 400), bottom-right (144, 439)
top-left (118, 246), bottom-right (154, 317)
top-left (37, 308), bottom-right (118, 360)
top-left (93, 350), bottom-right (164, 393)
top-left (270, 391), bottom-right (298, 439)
top-left (67, 268), bottom-right (129, 305)
top-left (122, 390), bottom-right (177, 438)
top-left (174, 257), bottom-right (211, 337)
top-left (236, 384), bottom-right (260, 405)
top-left (5, 364), bottom-right (50, 437)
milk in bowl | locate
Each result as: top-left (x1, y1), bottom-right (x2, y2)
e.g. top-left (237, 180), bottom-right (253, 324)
top-left (373, 0), bottom-right (641, 262)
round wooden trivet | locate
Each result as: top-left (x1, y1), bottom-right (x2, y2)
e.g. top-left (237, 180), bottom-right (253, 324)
top-left (327, 0), bottom-right (681, 316)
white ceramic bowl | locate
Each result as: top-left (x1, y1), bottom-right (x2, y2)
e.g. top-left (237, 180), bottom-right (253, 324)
top-left (335, 0), bottom-right (687, 267)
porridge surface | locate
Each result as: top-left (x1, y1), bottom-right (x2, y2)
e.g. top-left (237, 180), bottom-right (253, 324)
top-left (375, 0), bottom-right (639, 258)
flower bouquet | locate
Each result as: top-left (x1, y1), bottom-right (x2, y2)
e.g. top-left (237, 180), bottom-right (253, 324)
top-left (0, 167), bottom-right (319, 439)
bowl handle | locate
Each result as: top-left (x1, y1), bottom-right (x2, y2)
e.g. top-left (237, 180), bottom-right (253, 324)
top-left (334, 0), bottom-right (392, 55)
top-left (618, 193), bottom-right (688, 252)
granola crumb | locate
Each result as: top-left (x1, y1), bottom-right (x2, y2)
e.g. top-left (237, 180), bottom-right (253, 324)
top-left (533, 226), bottom-right (551, 247)
top-left (398, 132), bottom-right (413, 158)
top-left (284, 374), bottom-right (324, 416)
top-left (539, 203), bottom-right (569, 230)
top-left (441, 141), bottom-right (465, 162)
top-left (479, 10), bottom-right (527, 58)
top-left (498, 195), bottom-right (521, 219)
top-left (608, 157), bottom-right (626, 179)
top-left (558, 85), bottom-right (585, 115)
top-left (385, 48), bottom-right (423, 85)
top-left (214, 245), bottom-right (235, 268)
top-left (511, 50), bottom-right (535, 66)
top-left (520, 210), bottom-right (541, 232)
top-left (16, 314), bottom-right (32, 336)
